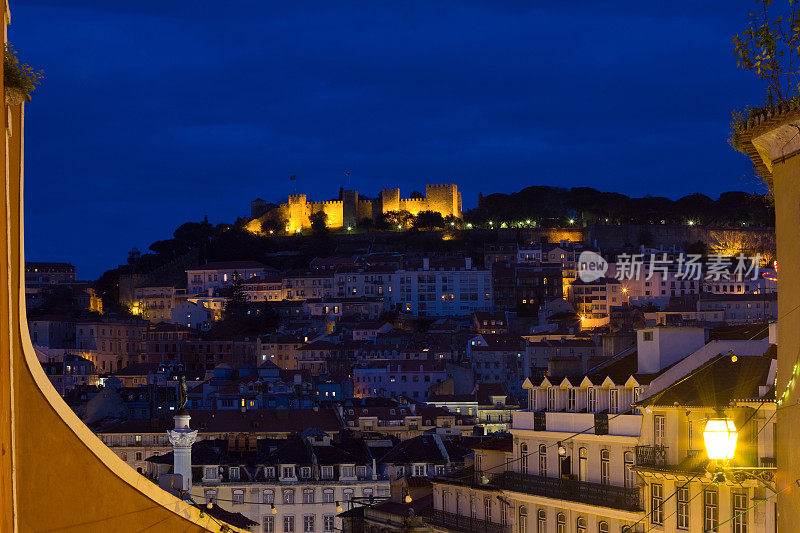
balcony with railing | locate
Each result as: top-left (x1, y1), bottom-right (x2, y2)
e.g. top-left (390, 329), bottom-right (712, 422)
top-left (424, 510), bottom-right (510, 533)
top-left (492, 471), bottom-right (641, 512)
top-left (635, 445), bottom-right (668, 467)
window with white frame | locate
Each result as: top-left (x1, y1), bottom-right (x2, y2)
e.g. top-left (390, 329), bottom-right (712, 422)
top-left (264, 467), bottom-right (276, 479)
top-left (598, 521), bottom-right (609, 533)
top-left (302, 489), bottom-right (314, 504)
top-left (232, 489), bottom-right (244, 505)
top-left (414, 464), bottom-right (427, 477)
top-left (654, 415), bottom-right (666, 446)
top-left (356, 465), bottom-right (367, 478)
top-left (343, 488), bottom-right (354, 501)
top-left (677, 486), bottom-right (689, 530)
top-left (600, 449), bottom-right (610, 485)
top-left (283, 515), bottom-right (295, 533)
top-left (363, 488), bottom-right (373, 499)
top-left (300, 467), bottom-right (311, 479)
top-left (321, 466), bottom-right (333, 479)
top-left (568, 388), bottom-right (576, 411)
top-left (587, 388), bottom-right (597, 412)
top-left (733, 492), bottom-right (748, 533)
top-left (204, 467), bottom-right (217, 480)
top-left (537, 509), bottom-right (546, 533)
top-left (323, 515), bottom-right (334, 532)
top-left (579, 447), bottom-right (588, 482)
top-left (303, 515), bottom-right (315, 533)
top-left (282, 466), bottom-right (296, 479)
top-left (556, 513), bottom-right (566, 533)
top-left (538, 445), bottom-right (547, 476)
top-left (205, 490), bottom-right (216, 505)
top-left (624, 451), bottom-right (635, 488)
top-left (283, 489), bottom-right (295, 504)
top-left (520, 443), bottom-right (529, 473)
top-left (529, 390), bottom-right (536, 411)
top-left (484, 498), bottom-right (492, 522)
top-left (518, 506), bottom-right (527, 533)
top-left (263, 490), bottom-right (275, 504)
top-left (651, 483), bottom-right (664, 524)
top-left (576, 516), bottom-right (587, 533)
top-left (263, 515), bottom-right (275, 533)
top-left (340, 465), bottom-right (355, 478)
top-left (547, 388), bottom-right (556, 411)
top-left (229, 467), bottom-right (240, 480)
top-left (322, 489), bottom-right (334, 503)
top-left (609, 388), bottom-right (619, 414)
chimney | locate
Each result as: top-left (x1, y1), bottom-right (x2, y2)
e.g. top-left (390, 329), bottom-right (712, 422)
top-left (167, 412), bottom-right (198, 492)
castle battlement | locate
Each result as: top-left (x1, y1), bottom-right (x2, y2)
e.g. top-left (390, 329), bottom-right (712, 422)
top-left (253, 182), bottom-right (462, 233)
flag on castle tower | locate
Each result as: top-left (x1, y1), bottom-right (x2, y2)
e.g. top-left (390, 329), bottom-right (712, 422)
top-left (344, 170), bottom-right (350, 177)
top-left (289, 175), bottom-right (296, 181)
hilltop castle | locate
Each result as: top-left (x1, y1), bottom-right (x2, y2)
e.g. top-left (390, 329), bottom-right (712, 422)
top-left (249, 183), bottom-right (462, 233)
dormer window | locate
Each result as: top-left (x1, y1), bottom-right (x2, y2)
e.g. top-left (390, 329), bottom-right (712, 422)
top-left (229, 467), bottom-right (240, 480)
top-left (204, 467), bottom-right (217, 480)
top-left (264, 467), bottom-right (275, 479)
top-left (300, 467), bottom-right (311, 479)
top-left (340, 465), bottom-right (355, 478)
top-left (282, 466), bottom-right (296, 479)
top-left (321, 466), bottom-right (334, 480)
top-left (356, 466), bottom-right (367, 478)
top-left (547, 388), bottom-right (556, 411)
top-left (568, 389), bottom-right (577, 412)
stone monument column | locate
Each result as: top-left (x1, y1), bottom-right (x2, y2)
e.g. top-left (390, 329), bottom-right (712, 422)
top-left (167, 411), bottom-right (198, 492)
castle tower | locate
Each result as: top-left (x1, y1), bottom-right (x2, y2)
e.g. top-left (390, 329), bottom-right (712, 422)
top-left (339, 189), bottom-right (359, 228)
top-left (424, 183), bottom-right (462, 219)
top-left (250, 198), bottom-right (268, 219)
top-left (380, 188), bottom-right (400, 214)
top-left (287, 194), bottom-right (309, 232)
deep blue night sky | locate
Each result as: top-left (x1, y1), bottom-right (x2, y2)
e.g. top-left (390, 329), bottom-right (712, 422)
top-left (12, 1), bottom-right (766, 278)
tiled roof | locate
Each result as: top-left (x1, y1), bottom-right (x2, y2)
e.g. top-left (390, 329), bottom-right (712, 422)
top-left (639, 354), bottom-right (774, 407)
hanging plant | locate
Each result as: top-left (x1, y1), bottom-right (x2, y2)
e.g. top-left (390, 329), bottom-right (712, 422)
top-left (3, 43), bottom-right (43, 102)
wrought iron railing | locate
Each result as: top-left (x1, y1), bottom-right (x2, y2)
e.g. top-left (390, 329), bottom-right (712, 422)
top-left (496, 471), bottom-right (641, 512)
top-left (635, 445), bottom-right (668, 467)
top-left (424, 510), bottom-right (510, 533)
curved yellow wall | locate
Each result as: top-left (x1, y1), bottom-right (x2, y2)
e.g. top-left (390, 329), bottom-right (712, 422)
top-left (0, 4), bottom-right (244, 530)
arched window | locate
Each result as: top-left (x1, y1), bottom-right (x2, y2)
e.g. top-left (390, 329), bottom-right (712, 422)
top-left (600, 449), bottom-right (610, 485)
top-left (556, 513), bottom-right (566, 533)
top-left (518, 506), bottom-right (527, 533)
top-left (538, 444), bottom-right (547, 476)
top-left (537, 509), bottom-right (546, 533)
top-left (579, 447), bottom-right (588, 482)
top-left (598, 521), bottom-right (610, 533)
top-left (624, 450), bottom-right (635, 488)
top-left (577, 516), bottom-right (587, 533)
top-left (520, 443), bottom-right (529, 473)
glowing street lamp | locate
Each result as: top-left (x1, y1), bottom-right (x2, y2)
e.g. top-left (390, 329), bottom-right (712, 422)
top-left (568, 218), bottom-right (575, 225)
top-left (703, 418), bottom-right (738, 461)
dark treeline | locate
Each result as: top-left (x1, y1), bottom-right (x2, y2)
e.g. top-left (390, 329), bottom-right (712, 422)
top-left (470, 186), bottom-right (773, 227)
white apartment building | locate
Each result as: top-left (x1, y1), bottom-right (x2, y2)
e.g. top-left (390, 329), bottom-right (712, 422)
top-left (242, 276), bottom-right (284, 302)
top-left (187, 261), bottom-right (274, 295)
top-left (429, 325), bottom-right (777, 533)
top-left (148, 431), bottom-right (389, 533)
top-left (282, 270), bottom-right (334, 300)
top-left (392, 257), bottom-right (492, 316)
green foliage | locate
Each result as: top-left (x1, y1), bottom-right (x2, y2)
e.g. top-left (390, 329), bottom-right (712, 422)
top-left (261, 217), bottom-right (285, 235)
top-left (728, 107), bottom-right (750, 154)
top-left (4, 44), bottom-right (43, 93)
top-left (413, 210), bottom-right (446, 230)
top-left (732, 1), bottom-right (800, 105)
top-left (309, 211), bottom-right (328, 235)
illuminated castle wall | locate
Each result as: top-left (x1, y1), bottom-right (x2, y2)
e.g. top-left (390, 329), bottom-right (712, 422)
top-left (249, 183), bottom-right (462, 233)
